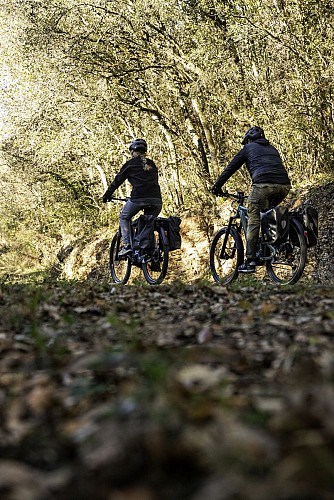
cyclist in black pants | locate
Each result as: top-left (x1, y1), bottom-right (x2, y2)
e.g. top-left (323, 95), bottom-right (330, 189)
top-left (212, 126), bottom-right (291, 273)
top-left (103, 138), bottom-right (162, 256)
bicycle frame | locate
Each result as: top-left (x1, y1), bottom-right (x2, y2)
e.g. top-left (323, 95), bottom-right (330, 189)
top-left (220, 196), bottom-right (281, 262)
top-left (115, 219), bottom-right (148, 267)
top-left (219, 194), bottom-right (248, 259)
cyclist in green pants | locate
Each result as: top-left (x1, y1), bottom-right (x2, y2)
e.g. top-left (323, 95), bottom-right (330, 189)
top-left (212, 126), bottom-right (291, 273)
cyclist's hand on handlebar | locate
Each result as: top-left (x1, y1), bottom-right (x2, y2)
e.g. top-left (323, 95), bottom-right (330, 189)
top-left (102, 187), bottom-right (114, 203)
top-left (211, 184), bottom-right (224, 197)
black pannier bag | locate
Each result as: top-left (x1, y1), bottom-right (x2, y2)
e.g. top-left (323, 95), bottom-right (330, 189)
top-left (133, 214), bottom-right (156, 251)
top-left (303, 206), bottom-right (318, 247)
top-left (261, 206), bottom-right (289, 245)
top-left (291, 205), bottom-right (319, 247)
top-left (166, 216), bottom-right (181, 251)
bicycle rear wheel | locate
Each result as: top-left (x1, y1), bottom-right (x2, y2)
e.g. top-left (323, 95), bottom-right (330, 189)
top-left (142, 225), bottom-right (169, 285)
top-left (109, 231), bottom-right (132, 284)
top-left (210, 227), bottom-right (244, 285)
top-left (266, 218), bottom-right (307, 285)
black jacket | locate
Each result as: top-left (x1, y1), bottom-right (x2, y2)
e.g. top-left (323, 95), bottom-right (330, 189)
top-left (108, 156), bottom-right (162, 200)
top-left (214, 138), bottom-right (290, 188)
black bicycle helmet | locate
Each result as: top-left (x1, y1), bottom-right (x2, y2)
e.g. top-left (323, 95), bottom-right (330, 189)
top-left (129, 138), bottom-right (147, 153)
top-left (241, 126), bottom-right (265, 145)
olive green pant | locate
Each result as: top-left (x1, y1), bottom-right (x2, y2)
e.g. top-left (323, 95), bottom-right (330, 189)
top-left (246, 183), bottom-right (291, 260)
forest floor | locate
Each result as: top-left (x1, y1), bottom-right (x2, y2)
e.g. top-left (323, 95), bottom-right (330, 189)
top-left (1, 278), bottom-right (334, 499)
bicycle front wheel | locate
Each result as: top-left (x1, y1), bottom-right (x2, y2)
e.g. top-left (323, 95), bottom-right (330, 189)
top-left (109, 231), bottom-right (132, 284)
top-left (142, 225), bottom-right (169, 285)
top-left (266, 218), bottom-right (307, 285)
top-left (210, 227), bottom-right (244, 285)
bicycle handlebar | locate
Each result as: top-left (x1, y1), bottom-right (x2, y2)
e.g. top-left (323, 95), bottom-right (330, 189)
top-left (110, 196), bottom-right (128, 202)
top-left (217, 190), bottom-right (248, 202)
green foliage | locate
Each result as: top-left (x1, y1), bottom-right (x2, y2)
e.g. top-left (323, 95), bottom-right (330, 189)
top-left (1, 0), bottom-right (333, 278)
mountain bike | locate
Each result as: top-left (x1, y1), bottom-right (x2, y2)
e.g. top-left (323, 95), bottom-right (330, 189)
top-left (210, 191), bottom-right (307, 285)
top-left (109, 198), bottom-right (169, 285)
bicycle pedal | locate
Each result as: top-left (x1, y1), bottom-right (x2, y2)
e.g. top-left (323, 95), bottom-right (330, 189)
top-left (140, 255), bottom-right (151, 264)
top-left (118, 246), bottom-right (132, 257)
top-left (117, 255), bottom-right (128, 261)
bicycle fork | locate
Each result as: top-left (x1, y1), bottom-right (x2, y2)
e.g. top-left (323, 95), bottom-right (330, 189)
top-left (219, 217), bottom-right (237, 259)
top-left (114, 229), bottom-right (122, 261)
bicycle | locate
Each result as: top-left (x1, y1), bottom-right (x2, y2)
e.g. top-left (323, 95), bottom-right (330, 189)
top-left (109, 198), bottom-right (169, 285)
top-left (210, 191), bottom-right (307, 285)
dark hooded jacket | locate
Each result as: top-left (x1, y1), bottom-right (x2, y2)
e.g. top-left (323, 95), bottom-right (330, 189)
top-left (108, 156), bottom-right (162, 200)
top-left (215, 138), bottom-right (290, 188)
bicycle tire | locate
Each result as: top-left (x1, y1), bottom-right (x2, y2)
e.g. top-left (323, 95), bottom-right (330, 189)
top-left (142, 224), bottom-right (169, 285)
top-left (266, 217), bottom-right (307, 285)
top-left (109, 231), bottom-right (132, 284)
top-left (210, 227), bottom-right (244, 285)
